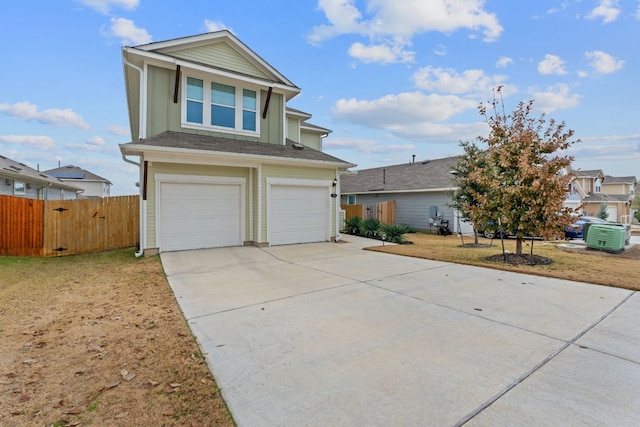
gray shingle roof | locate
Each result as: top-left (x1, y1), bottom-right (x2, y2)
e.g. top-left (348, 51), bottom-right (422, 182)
top-left (0, 155), bottom-right (83, 190)
top-left (575, 169), bottom-right (604, 178)
top-left (341, 156), bottom-right (461, 193)
top-left (583, 193), bottom-right (631, 203)
top-left (45, 165), bottom-right (112, 184)
top-left (603, 175), bottom-right (637, 184)
top-left (120, 131), bottom-right (354, 166)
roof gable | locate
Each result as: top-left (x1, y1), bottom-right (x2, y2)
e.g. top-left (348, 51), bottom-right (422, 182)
top-left (45, 165), bottom-right (112, 184)
top-left (162, 42), bottom-right (270, 80)
top-left (132, 31), bottom-right (296, 88)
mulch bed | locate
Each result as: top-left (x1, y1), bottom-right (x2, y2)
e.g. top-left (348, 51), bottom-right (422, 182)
top-left (485, 253), bottom-right (554, 266)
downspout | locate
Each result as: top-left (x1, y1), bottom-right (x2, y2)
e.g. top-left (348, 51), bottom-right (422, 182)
top-left (122, 53), bottom-right (146, 257)
top-left (121, 152), bottom-right (145, 257)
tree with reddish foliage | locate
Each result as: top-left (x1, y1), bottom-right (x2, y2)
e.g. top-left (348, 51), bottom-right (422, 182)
top-left (462, 93), bottom-right (579, 255)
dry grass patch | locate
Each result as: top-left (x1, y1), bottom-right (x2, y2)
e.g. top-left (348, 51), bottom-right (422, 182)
top-left (0, 249), bottom-right (234, 427)
top-left (368, 232), bottom-right (640, 291)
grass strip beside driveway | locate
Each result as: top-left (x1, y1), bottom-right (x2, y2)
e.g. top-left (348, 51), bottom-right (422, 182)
top-left (368, 233), bottom-right (640, 291)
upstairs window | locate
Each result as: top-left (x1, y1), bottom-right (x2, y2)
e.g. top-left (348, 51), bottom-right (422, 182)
top-left (183, 75), bottom-right (259, 135)
top-left (211, 83), bottom-right (235, 128)
top-left (186, 77), bottom-right (204, 124)
top-left (595, 178), bottom-right (602, 193)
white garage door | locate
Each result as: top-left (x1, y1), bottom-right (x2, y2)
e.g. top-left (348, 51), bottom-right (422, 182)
top-left (159, 181), bottom-right (242, 251)
top-left (270, 185), bottom-right (329, 245)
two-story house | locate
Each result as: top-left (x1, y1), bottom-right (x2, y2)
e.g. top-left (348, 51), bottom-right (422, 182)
top-left (44, 165), bottom-right (112, 198)
top-left (0, 155), bottom-right (82, 200)
top-left (566, 169), bottom-right (637, 223)
top-left (119, 31), bottom-right (354, 255)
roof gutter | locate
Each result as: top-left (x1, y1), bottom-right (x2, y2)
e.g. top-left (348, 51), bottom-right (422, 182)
top-left (119, 143), bottom-right (356, 169)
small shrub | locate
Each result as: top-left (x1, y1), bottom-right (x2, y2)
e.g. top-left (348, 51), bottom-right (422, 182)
top-left (345, 216), bottom-right (362, 235)
top-left (359, 218), bottom-right (381, 238)
top-left (380, 223), bottom-right (410, 243)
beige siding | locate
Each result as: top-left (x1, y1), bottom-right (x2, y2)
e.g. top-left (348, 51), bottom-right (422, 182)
top-left (259, 91), bottom-right (283, 144)
top-left (146, 66), bottom-right (184, 137)
top-left (169, 43), bottom-right (270, 80)
top-left (300, 130), bottom-right (322, 151)
top-left (287, 117), bottom-right (299, 142)
top-left (146, 66), bottom-right (283, 144)
top-left (602, 183), bottom-right (628, 194)
top-left (125, 65), bottom-right (141, 139)
top-left (145, 162), bottom-right (250, 248)
top-left (259, 164), bottom-right (337, 243)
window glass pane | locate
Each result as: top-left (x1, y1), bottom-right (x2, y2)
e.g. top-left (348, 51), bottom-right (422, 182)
top-left (186, 77), bottom-right (203, 101)
top-left (243, 89), bottom-right (256, 110)
top-left (211, 105), bottom-right (235, 128)
top-left (14, 181), bottom-right (25, 195)
top-left (211, 83), bottom-right (235, 106)
top-left (242, 111), bottom-right (256, 131)
top-left (187, 100), bottom-right (203, 123)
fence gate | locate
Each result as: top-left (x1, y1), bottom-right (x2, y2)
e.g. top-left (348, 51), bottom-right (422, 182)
top-left (41, 196), bottom-right (138, 257)
top-left (44, 198), bottom-right (107, 256)
top-left (363, 200), bottom-right (396, 224)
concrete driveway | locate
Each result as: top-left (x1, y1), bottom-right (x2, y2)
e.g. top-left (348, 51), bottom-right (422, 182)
top-left (161, 236), bottom-right (640, 426)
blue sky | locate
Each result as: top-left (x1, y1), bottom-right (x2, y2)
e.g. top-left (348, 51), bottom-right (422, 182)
top-left (1, 0), bottom-right (638, 195)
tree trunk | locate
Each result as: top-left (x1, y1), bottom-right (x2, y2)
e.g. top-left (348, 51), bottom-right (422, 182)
top-left (516, 237), bottom-right (523, 255)
top-left (474, 229), bottom-right (479, 245)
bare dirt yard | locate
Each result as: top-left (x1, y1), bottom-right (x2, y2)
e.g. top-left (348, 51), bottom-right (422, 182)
top-left (0, 249), bottom-right (234, 427)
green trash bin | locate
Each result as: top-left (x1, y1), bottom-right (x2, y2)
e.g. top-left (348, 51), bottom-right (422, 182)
top-left (585, 224), bottom-right (626, 253)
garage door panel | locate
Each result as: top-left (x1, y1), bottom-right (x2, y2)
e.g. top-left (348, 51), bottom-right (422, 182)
top-left (270, 185), bottom-right (329, 246)
top-left (160, 181), bottom-right (242, 252)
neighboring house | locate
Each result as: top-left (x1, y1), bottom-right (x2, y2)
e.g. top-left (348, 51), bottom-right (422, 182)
top-left (119, 30), bottom-right (354, 255)
top-left (566, 169), bottom-right (637, 223)
top-left (340, 156), bottom-right (474, 234)
top-left (44, 165), bottom-right (112, 198)
top-left (0, 155), bottom-right (82, 200)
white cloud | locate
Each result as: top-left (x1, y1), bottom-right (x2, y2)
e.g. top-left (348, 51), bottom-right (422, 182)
top-left (348, 42), bottom-right (414, 64)
top-left (0, 135), bottom-right (55, 150)
top-left (413, 66), bottom-right (513, 96)
top-left (529, 83), bottom-right (581, 113)
top-left (204, 19), bottom-right (232, 33)
top-left (309, 0), bottom-right (503, 63)
top-left (433, 44), bottom-right (447, 56)
top-left (333, 92), bottom-right (477, 127)
top-left (0, 101), bottom-right (90, 130)
top-left (324, 137), bottom-right (414, 154)
top-left (75, 0), bottom-right (139, 14)
top-left (308, 0), bottom-right (365, 45)
top-left (386, 121), bottom-right (489, 142)
top-left (585, 50), bottom-right (624, 74)
top-left (586, 0), bottom-right (621, 24)
top-left (108, 124), bottom-right (130, 136)
top-left (538, 54), bottom-right (567, 75)
top-left (86, 136), bottom-right (105, 146)
top-left (496, 56), bottom-right (513, 68)
top-left (109, 17), bottom-right (152, 45)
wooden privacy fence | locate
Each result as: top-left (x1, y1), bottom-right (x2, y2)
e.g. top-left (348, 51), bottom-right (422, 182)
top-left (0, 195), bottom-right (139, 257)
top-left (341, 200), bottom-right (396, 224)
